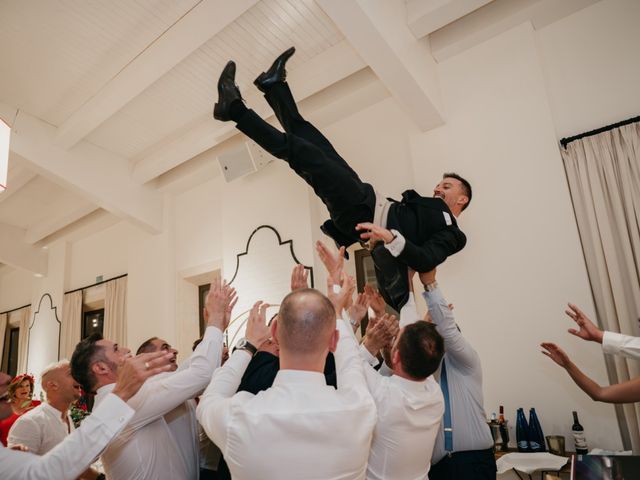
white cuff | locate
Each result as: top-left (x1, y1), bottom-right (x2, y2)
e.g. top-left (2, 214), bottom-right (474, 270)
top-left (384, 229), bottom-right (405, 257)
top-left (602, 331), bottom-right (627, 355)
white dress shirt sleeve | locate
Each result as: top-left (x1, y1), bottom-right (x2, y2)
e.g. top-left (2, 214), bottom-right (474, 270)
top-left (196, 349), bottom-right (253, 452)
top-left (423, 288), bottom-right (479, 370)
top-left (0, 393), bottom-right (133, 480)
top-left (359, 343), bottom-right (380, 368)
top-left (602, 331), bottom-right (640, 360)
top-left (125, 325), bottom-right (223, 429)
top-left (7, 413), bottom-right (41, 453)
top-left (384, 229), bottom-right (406, 257)
top-left (335, 318), bottom-right (379, 405)
top-left (399, 292), bottom-right (421, 328)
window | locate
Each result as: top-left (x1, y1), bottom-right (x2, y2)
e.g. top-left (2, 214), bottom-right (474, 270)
top-left (3, 327), bottom-right (20, 377)
top-left (82, 309), bottom-right (104, 339)
top-left (198, 284), bottom-right (210, 336)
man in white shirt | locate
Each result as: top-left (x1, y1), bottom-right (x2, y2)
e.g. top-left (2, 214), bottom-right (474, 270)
top-left (135, 336), bottom-right (202, 479)
top-left (317, 240), bottom-right (445, 480)
top-left (69, 279), bottom-right (234, 480)
top-left (8, 360), bottom-right (81, 454)
top-left (564, 303), bottom-right (640, 359)
top-left (197, 288), bottom-right (377, 480)
top-left (1, 351), bottom-right (174, 480)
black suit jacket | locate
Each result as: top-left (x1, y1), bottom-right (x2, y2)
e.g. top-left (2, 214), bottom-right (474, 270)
top-left (372, 190), bottom-right (466, 311)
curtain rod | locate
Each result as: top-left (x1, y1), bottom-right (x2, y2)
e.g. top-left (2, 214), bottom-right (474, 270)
top-left (0, 303), bottom-right (31, 316)
top-left (64, 273), bottom-right (128, 295)
top-left (560, 115), bottom-right (640, 148)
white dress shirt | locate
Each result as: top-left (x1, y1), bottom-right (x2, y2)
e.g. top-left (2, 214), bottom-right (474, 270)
top-left (197, 319), bottom-right (377, 480)
top-left (602, 331), bottom-right (640, 360)
top-left (423, 288), bottom-right (494, 463)
top-left (355, 292), bottom-right (445, 480)
top-left (96, 325), bottom-right (222, 480)
top-left (8, 402), bottom-right (75, 454)
top-left (1, 393), bottom-right (133, 480)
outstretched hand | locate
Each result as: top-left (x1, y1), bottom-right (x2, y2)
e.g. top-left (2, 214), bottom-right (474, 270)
top-left (327, 274), bottom-right (355, 315)
top-left (112, 351), bottom-right (175, 402)
top-left (540, 342), bottom-right (572, 369)
top-left (290, 264), bottom-right (309, 292)
top-left (566, 303), bottom-right (603, 344)
top-left (205, 278), bottom-right (237, 331)
top-left (316, 240), bottom-right (345, 284)
top-left (355, 222), bottom-right (394, 245)
top-left (245, 301), bottom-right (271, 348)
top-left (364, 284), bottom-right (386, 317)
top-left (348, 292), bottom-right (370, 332)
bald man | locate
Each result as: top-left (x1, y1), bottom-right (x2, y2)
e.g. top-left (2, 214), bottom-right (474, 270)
top-left (8, 360), bottom-right (81, 455)
top-left (197, 291), bottom-right (377, 480)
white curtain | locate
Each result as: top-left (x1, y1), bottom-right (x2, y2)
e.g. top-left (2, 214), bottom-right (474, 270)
top-left (0, 312), bottom-right (7, 366)
top-left (561, 121), bottom-right (640, 452)
top-left (104, 277), bottom-right (127, 347)
top-left (16, 307), bottom-right (31, 374)
top-left (60, 290), bottom-right (83, 359)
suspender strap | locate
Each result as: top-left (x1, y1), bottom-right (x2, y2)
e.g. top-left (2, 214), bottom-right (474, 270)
top-left (440, 359), bottom-right (453, 453)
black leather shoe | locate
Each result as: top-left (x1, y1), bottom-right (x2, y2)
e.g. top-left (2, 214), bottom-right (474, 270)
top-left (213, 61), bottom-right (242, 121)
top-left (254, 47), bottom-right (296, 93)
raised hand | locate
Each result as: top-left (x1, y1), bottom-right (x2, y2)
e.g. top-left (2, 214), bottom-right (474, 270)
top-left (541, 342), bottom-right (572, 369)
top-left (566, 303), bottom-right (603, 344)
top-left (348, 292), bottom-right (370, 332)
top-left (327, 273), bottom-right (355, 315)
top-left (364, 284), bottom-right (386, 317)
top-left (112, 351), bottom-right (174, 402)
top-left (245, 301), bottom-right (271, 348)
top-left (364, 313), bottom-right (397, 356)
top-left (316, 240), bottom-right (345, 284)
top-left (355, 222), bottom-right (394, 245)
top-left (290, 264), bottom-right (309, 292)
top-left (418, 268), bottom-right (436, 287)
top-left (205, 278), bottom-right (237, 330)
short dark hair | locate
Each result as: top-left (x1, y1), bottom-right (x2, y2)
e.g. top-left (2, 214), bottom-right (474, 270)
top-left (443, 172), bottom-right (472, 211)
top-left (397, 322), bottom-right (444, 380)
top-left (70, 333), bottom-right (105, 394)
top-left (136, 337), bottom-right (159, 355)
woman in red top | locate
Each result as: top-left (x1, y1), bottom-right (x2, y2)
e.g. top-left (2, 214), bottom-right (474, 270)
top-left (0, 373), bottom-right (41, 446)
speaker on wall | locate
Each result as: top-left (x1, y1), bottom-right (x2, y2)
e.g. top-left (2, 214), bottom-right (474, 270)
top-left (217, 141), bottom-right (272, 183)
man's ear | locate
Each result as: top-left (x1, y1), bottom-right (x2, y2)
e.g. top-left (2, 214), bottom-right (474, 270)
top-left (328, 328), bottom-right (339, 353)
top-left (392, 349), bottom-right (401, 369)
top-left (270, 319), bottom-right (279, 345)
top-left (91, 361), bottom-right (110, 377)
top-left (457, 195), bottom-right (469, 207)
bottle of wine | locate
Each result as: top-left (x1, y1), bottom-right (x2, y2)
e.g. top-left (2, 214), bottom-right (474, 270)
top-left (572, 411), bottom-right (588, 454)
top-left (516, 408), bottom-right (530, 452)
top-left (528, 408), bottom-right (546, 452)
top-left (498, 405), bottom-right (510, 450)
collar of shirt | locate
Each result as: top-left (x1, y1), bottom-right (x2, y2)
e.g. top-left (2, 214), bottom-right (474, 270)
top-left (41, 402), bottom-right (71, 423)
top-left (389, 374), bottom-right (431, 392)
top-left (95, 383), bottom-right (116, 404)
top-left (272, 369), bottom-right (326, 387)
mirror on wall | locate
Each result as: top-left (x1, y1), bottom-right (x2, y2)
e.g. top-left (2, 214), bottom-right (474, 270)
top-left (225, 225), bottom-right (313, 349)
top-left (27, 294), bottom-right (61, 395)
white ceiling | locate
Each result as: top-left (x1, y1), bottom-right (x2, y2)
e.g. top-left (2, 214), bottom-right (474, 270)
top-left (0, 0), bottom-right (598, 276)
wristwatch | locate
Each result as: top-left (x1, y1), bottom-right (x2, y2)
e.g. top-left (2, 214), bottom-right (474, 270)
top-left (235, 338), bottom-right (257, 356)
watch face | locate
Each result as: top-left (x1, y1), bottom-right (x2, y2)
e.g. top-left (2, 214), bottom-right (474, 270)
top-left (237, 338), bottom-right (247, 348)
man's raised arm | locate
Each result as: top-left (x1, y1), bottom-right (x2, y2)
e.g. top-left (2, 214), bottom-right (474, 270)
top-left (1, 352), bottom-right (173, 480)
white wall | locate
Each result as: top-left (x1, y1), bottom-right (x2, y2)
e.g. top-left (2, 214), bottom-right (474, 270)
top-left (537, 0), bottom-right (640, 139)
top-left (0, 267), bottom-right (35, 312)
